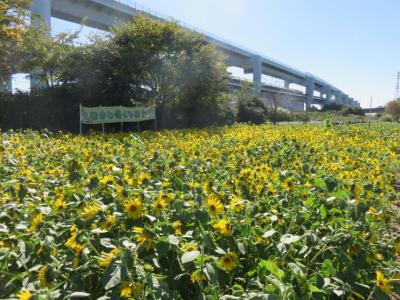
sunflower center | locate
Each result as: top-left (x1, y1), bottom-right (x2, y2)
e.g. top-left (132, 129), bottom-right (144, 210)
top-left (224, 257), bottom-right (231, 263)
top-left (129, 205), bottom-right (137, 212)
top-left (210, 205), bottom-right (216, 211)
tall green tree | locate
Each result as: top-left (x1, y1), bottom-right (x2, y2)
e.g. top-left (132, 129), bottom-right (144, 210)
top-left (67, 17), bottom-right (230, 127)
top-left (19, 19), bottom-right (80, 88)
top-left (0, 0), bottom-right (31, 84)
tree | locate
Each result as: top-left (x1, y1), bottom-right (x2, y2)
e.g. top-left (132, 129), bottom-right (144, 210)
top-left (267, 91), bottom-right (286, 125)
top-left (385, 99), bottom-right (400, 122)
top-left (19, 19), bottom-right (80, 89)
top-left (0, 0), bottom-right (31, 84)
top-left (65, 17), bottom-right (229, 127)
top-left (236, 81), bottom-right (266, 124)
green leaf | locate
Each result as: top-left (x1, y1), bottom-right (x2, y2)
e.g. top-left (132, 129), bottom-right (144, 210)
top-left (102, 263), bottom-right (122, 290)
top-left (69, 292), bottom-right (91, 298)
top-left (204, 263), bottom-right (218, 284)
top-left (258, 260), bottom-right (285, 280)
top-left (314, 177), bottom-right (327, 190)
top-left (287, 263), bottom-right (304, 277)
top-left (319, 204), bottom-right (327, 219)
top-left (237, 242), bottom-right (246, 255)
top-left (309, 284), bottom-right (321, 293)
top-left (280, 234), bottom-right (301, 245)
top-left (232, 283), bottom-right (244, 295)
top-left (181, 250), bottom-right (200, 264)
top-left (262, 229), bottom-right (276, 239)
top-left (167, 234), bottom-right (179, 245)
top-left (321, 259), bottom-right (335, 277)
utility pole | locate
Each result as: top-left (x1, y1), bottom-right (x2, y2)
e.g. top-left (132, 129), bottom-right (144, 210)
top-left (395, 72), bottom-right (400, 99)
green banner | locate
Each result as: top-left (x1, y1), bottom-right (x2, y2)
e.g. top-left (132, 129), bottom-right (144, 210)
top-left (80, 105), bottom-right (156, 124)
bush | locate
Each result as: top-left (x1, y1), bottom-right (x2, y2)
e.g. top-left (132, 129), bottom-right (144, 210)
top-left (265, 107), bottom-right (292, 122)
top-left (379, 114), bottom-right (394, 122)
top-left (237, 96), bottom-right (266, 124)
top-left (0, 87), bottom-right (79, 132)
top-left (342, 107), bottom-right (365, 116)
top-left (322, 103), bottom-right (343, 111)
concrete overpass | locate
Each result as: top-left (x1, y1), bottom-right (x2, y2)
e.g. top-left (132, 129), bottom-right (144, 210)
top-left (24, 0), bottom-right (360, 110)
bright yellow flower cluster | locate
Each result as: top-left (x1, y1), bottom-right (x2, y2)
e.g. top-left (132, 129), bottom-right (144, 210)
top-left (0, 124), bottom-right (399, 299)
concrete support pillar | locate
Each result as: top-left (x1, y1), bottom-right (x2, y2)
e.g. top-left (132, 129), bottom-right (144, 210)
top-left (0, 77), bottom-right (12, 93)
top-left (305, 75), bottom-right (314, 110)
top-left (325, 86), bottom-right (332, 104)
top-left (252, 55), bottom-right (262, 93)
top-left (30, 0), bottom-right (52, 89)
top-left (343, 94), bottom-right (349, 106)
top-left (335, 91), bottom-right (342, 104)
top-left (284, 80), bottom-right (290, 89)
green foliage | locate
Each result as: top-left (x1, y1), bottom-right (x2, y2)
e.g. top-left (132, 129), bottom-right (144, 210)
top-left (236, 83), bottom-right (267, 124)
top-left (0, 0), bottom-right (32, 82)
top-left (19, 19), bottom-right (81, 88)
top-left (0, 124), bottom-right (399, 299)
top-left (385, 99), bottom-right (400, 122)
top-left (322, 103), bottom-right (343, 111)
top-left (0, 87), bottom-right (79, 131)
top-left (342, 107), bottom-right (365, 116)
top-left (1, 17), bottom-right (231, 130)
top-left (379, 114), bottom-right (395, 122)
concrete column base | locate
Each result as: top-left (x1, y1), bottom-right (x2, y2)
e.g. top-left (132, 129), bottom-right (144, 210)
top-left (30, 0), bottom-right (51, 89)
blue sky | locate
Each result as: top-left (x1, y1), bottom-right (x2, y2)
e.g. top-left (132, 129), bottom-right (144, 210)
top-left (18, 0), bottom-right (400, 107)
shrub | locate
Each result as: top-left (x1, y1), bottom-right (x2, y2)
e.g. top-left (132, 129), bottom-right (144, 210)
top-left (322, 103), bottom-right (343, 111)
top-left (236, 83), bottom-right (266, 124)
top-left (379, 114), bottom-right (394, 122)
top-left (342, 107), bottom-right (365, 116)
top-left (237, 98), bottom-right (266, 124)
top-left (0, 87), bottom-right (79, 132)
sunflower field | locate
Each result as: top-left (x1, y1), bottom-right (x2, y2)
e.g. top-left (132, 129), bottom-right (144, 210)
top-left (0, 124), bottom-right (399, 299)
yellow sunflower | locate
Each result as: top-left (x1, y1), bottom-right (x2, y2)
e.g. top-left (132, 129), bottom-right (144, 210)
top-left (124, 199), bottom-right (144, 219)
top-left (230, 197), bottom-right (244, 212)
top-left (81, 202), bottom-right (100, 220)
top-left (212, 219), bottom-right (231, 236)
top-left (172, 221), bottom-right (182, 236)
top-left (27, 213), bottom-right (43, 232)
top-left (120, 281), bottom-right (143, 298)
top-left (98, 248), bottom-right (121, 267)
top-left (16, 289), bottom-right (32, 300)
top-left (100, 214), bottom-right (117, 230)
top-left (53, 198), bottom-right (67, 211)
top-left (191, 270), bottom-right (206, 284)
top-left (219, 251), bottom-right (238, 271)
top-left (376, 270), bottom-right (392, 295)
top-left (206, 194), bottom-right (224, 215)
top-left (152, 198), bottom-right (167, 212)
top-left (181, 243), bottom-right (199, 252)
top-left (133, 227), bottom-right (154, 250)
top-left (38, 266), bottom-right (49, 287)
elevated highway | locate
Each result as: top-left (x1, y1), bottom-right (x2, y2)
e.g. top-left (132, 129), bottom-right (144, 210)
top-left (27, 0), bottom-right (360, 110)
